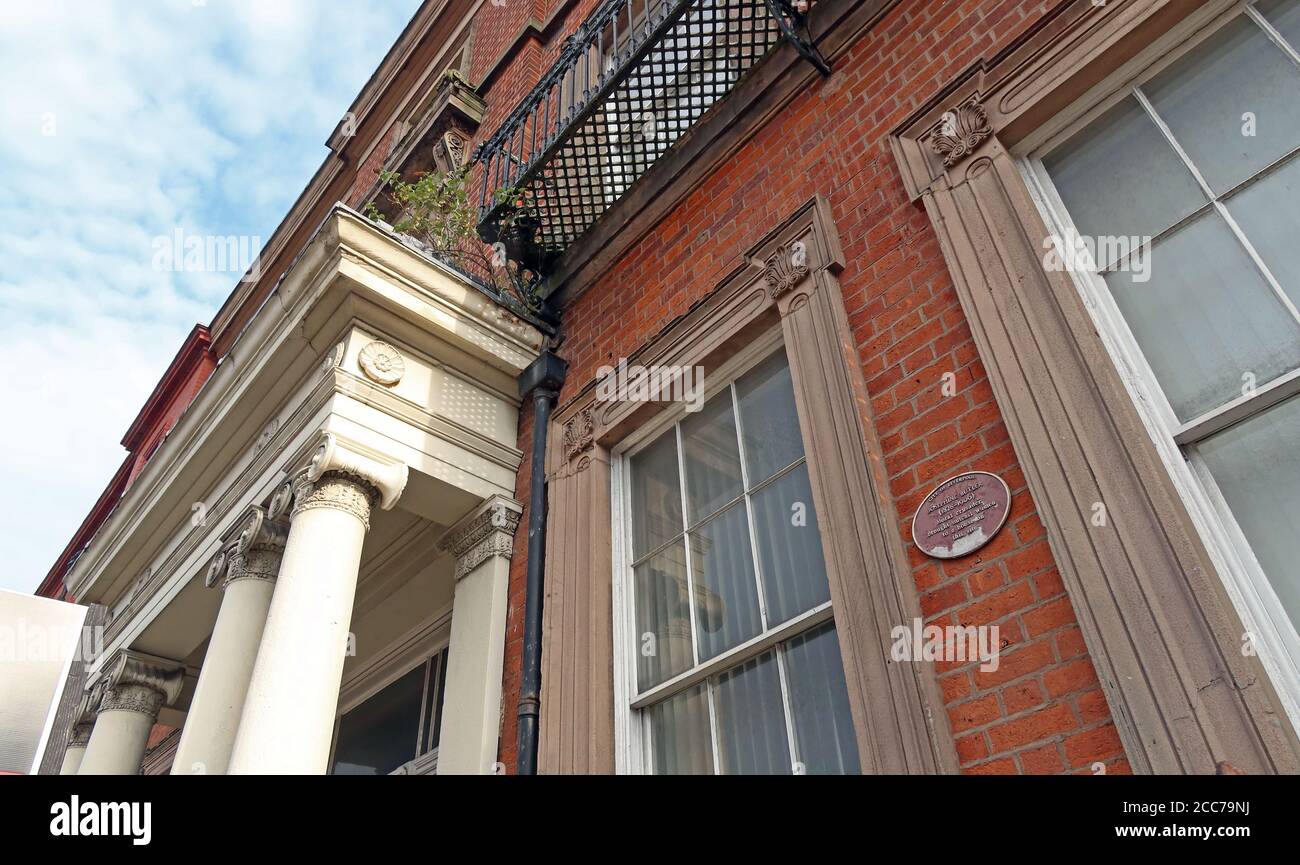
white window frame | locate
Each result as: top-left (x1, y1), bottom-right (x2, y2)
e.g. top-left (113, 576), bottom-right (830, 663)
top-left (611, 327), bottom-right (847, 774)
top-left (1017, 0), bottom-right (1300, 733)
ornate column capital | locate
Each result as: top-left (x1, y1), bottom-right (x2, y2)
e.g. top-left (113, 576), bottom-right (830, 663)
top-left (67, 680), bottom-right (105, 746)
top-left (95, 649), bottom-right (184, 718)
top-left (438, 495), bottom-right (523, 580)
top-left (300, 431), bottom-right (408, 511)
top-left (205, 504), bottom-right (289, 588)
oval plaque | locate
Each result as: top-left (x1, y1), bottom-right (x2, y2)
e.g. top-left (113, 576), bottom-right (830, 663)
top-left (911, 471), bottom-right (1011, 559)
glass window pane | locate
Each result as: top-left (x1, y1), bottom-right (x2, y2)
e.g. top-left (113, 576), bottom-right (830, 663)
top-left (736, 349), bottom-right (805, 484)
top-left (713, 652), bottom-right (792, 775)
top-left (1225, 154), bottom-right (1300, 311)
top-left (1257, 0), bottom-right (1300, 51)
top-left (330, 666), bottom-right (424, 775)
top-left (1199, 394), bottom-right (1300, 629)
top-left (630, 428), bottom-right (683, 558)
top-left (1043, 95), bottom-right (1206, 244)
top-left (648, 684), bottom-right (714, 775)
top-left (751, 463), bottom-right (832, 624)
top-left (784, 623), bottom-right (860, 775)
top-left (426, 649), bottom-right (448, 752)
top-left (689, 501), bottom-right (762, 659)
top-left (680, 389), bottom-right (743, 524)
top-left (633, 540), bottom-right (694, 690)
top-left (1102, 211), bottom-right (1300, 421)
top-left (1143, 14), bottom-right (1300, 195)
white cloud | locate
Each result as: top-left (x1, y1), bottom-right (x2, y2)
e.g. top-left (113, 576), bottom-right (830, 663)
top-left (0, 0), bottom-right (424, 593)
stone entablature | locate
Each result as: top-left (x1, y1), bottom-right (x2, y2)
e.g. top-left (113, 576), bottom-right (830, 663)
top-left (66, 206), bottom-right (545, 688)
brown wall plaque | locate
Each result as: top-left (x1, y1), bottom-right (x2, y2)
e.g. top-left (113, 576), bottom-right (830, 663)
top-left (911, 471), bottom-right (1011, 560)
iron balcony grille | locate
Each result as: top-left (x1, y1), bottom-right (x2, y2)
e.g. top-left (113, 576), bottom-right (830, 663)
top-left (474, 0), bottom-right (827, 269)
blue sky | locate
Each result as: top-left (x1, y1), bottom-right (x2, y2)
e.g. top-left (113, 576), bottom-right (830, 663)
top-left (0, 0), bottom-right (425, 593)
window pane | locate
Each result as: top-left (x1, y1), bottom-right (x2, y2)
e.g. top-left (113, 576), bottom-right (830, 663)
top-left (1225, 154), bottom-right (1300, 311)
top-left (630, 428), bottom-right (683, 558)
top-left (1143, 14), bottom-right (1300, 196)
top-left (648, 684), bottom-right (714, 775)
top-left (1043, 95), bottom-right (1206, 244)
top-left (713, 652), bottom-right (792, 774)
top-left (1102, 211), bottom-right (1300, 421)
top-left (736, 349), bottom-right (805, 484)
top-left (784, 623), bottom-right (860, 775)
top-left (331, 666), bottom-right (424, 775)
top-left (1257, 0), bottom-right (1300, 51)
top-left (680, 389), bottom-right (743, 524)
top-left (634, 540), bottom-right (694, 690)
top-left (1199, 394), bottom-right (1300, 629)
top-left (426, 649), bottom-right (448, 752)
top-left (751, 463), bottom-right (831, 624)
top-left (689, 501), bottom-right (762, 659)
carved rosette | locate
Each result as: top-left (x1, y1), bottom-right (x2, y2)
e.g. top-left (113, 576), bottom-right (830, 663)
top-left (762, 242), bottom-right (810, 299)
top-left (319, 342), bottom-right (345, 377)
top-left (438, 495), bottom-right (524, 580)
top-left (930, 98), bottom-right (992, 167)
top-left (95, 650), bottom-right (184, 720)
top-left (563, 409), bottom-right (594, 463)
top-left (358, 340), bottom-right (405, 386)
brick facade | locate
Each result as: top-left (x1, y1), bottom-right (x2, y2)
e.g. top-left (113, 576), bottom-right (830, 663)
top-left (479, 0), bottom-right (1128, 774)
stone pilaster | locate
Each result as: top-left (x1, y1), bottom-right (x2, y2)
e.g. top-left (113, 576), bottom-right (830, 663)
top-left (435, 495), bottom-right (523, 774)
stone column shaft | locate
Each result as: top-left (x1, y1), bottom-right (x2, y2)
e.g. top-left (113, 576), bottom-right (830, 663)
top-left (172, 505), bottom-right (287, 775)
top-left (227, 432), bottom-right (406, 774)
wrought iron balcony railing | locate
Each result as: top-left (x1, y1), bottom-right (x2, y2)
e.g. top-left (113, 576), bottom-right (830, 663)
top-left (474, 0), bottom-right (828, 275)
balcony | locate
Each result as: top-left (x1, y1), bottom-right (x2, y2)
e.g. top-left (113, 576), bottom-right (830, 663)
top-left (474, 0), bottom-right (828, 276)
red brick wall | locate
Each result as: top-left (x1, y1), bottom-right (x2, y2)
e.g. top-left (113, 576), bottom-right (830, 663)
top-left (484, 0), bottom-right (1129, 774)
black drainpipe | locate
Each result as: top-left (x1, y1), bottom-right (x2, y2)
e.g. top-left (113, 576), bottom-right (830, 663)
top-left (515, 349), bottom-right (567, 775)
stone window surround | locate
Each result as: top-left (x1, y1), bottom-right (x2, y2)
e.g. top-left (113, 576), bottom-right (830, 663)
top-left (538, 195), bottom-right (958, 774)
top-left (890, 0), bottom-right (1300, 773)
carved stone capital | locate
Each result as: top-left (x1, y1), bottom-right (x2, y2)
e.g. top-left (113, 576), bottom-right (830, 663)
top-left (929, 97), bottom-right (992, 167)
top-left (95, 649), bottom-right (184, 717)
top-left (205, 505), bottom-right (288, 588)
top-left (67, 722), bottom-right (94, 749)
top-left (438, 495), bottom-right (523, 580)
top-left (562, 409), bottom-right (594, 462)
top-left (762, 241), bottom-right (810, 299)
top-left (292, 472), bottom-right (379, 530)
top-left (303, 431), bottom-right (408, 511)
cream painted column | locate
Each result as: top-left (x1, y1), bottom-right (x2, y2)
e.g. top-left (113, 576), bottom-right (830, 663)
top-left (78, 651), bottom-right (183, 775)
top-left (228, 432), bottom-right (407, 774)
top-left (59, 683), bottom-right (103, 775)
top-left (436, 495), bottom-right (522, 774)
top-left (172, 505), bottom-right (287, 775)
